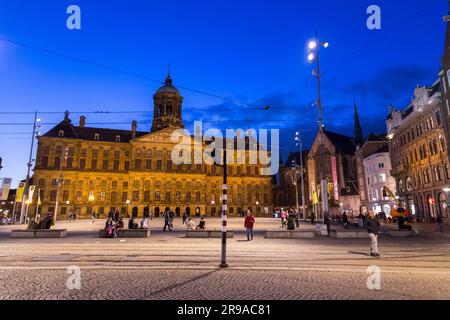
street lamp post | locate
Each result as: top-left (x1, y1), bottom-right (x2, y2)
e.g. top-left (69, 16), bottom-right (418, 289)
top-left (308, 34), bottom-right (329, 220)
top-left (126, 200), bottom-right (130, 218)
top-left (54, 147), bottom-right (69, 223)
top-left (288, 164), bottom-right (300, 214)
top-left (295, 131), bottom-right (306, 220)
top-left (88, 194), bottom-right (95, 220)
top-left (20, 112), bottom-right (41, 224)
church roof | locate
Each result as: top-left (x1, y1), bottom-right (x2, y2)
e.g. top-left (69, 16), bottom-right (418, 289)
top-left (324, 130), bottom-right (356, 155)
top-left (285, 150), bottom-right (309, 168)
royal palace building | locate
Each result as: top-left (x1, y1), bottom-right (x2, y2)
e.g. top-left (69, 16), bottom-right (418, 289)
top-left (31, 73), bottom-right (274, 218)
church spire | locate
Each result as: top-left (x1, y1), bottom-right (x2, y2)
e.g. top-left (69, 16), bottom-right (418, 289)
top-left (165, 64), bottom-right (173, 86)
top-left (354, 101), bottom-right (363, 146)
top-left (443, 1), bottom-right (450, 67)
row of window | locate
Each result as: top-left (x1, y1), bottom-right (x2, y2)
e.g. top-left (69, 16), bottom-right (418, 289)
top-left (392, 111), bottom-right (442, 152)
top-left (393, 137), bottom-right (446, 169)
top-left (37, 178), bottom-right (270, 192)
top-left (39, 190), bottom-right (269, 204)
top-left (398, 164), bottom-right (450, 192)
top-left (367, 173), bottom-right (387, 186)
top-left (38, 156), bottom-right (263, 176)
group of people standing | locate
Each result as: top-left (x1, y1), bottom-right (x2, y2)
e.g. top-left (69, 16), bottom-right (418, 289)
top-left (279, 208), bottom-right (299, 230)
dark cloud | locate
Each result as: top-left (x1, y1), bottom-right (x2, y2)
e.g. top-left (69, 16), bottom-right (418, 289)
top-left (328, 65), bottom-right (436, 106)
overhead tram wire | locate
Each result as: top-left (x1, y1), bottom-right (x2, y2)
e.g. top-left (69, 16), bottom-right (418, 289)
top-left (0, 0), bottom-right (442, 116)
top-left (0, 36), bottom-right (264, 110)
top-left (320, 0), bottom-right (445, 77)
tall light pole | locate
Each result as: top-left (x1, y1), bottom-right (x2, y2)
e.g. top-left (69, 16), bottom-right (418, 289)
top-left (126, 199), bottom-right (130, 218)
top-left (220, 148), bottom-right (228, 269)
top-left (295, 131), bottom-right (306, 220)
top-left (288, 163), bottom-right (300, 213)
top-left (308, 34), bottom-right (329, 220)
top-left (54, 146), bottom-right (68, 223)
top-left (20, 112), bottom-right (41, 224)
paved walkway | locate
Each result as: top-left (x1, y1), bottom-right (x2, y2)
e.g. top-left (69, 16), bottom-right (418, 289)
top-left (0, 218), bottom-right (449, 300)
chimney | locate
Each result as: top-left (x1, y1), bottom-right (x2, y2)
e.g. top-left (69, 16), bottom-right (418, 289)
top-left (79, 116), bottom-right (86, 128)
top-left (132, 120), bottom-right (137, 139)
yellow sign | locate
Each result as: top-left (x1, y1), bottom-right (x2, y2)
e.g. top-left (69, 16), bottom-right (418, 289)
top-left (16, 182), bottom-right (25, 203)
top-left (312, 190), bottom-right (318, 205)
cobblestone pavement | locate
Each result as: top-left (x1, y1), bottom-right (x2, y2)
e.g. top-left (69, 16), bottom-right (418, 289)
top-left (0, 219), bottom-right (449, 300)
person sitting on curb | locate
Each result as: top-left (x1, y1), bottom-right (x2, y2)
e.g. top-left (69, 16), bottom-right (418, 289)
top-left (186, 218), bottom-right (196, 230)
top-left (140, 218), bottom-right (148, 229)
top-left (197, 217), bottom-right (206, 230)
top-left (128, 217), bottom-right (139, 230)
top-left (105, 218), bottom-right (114, 238)
top-left (113, 217), bottom-right (124, 238)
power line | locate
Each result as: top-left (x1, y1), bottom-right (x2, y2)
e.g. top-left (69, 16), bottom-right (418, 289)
top-left (321, 0), bottom-right (444, 77)
top-left (0, 0), bottom-right (442, 115)
top-left (0, 36), bottom-right (264, 109)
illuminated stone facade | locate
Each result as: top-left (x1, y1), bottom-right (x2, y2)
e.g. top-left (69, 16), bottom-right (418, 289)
top-left (32, 74), bottom-right (274, 218)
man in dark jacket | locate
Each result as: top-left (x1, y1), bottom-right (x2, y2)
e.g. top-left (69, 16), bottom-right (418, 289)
top-left (365, 210), bottom-right (381, 257)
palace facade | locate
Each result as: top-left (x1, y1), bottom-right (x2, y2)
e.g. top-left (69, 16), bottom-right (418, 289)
top-left (32, 73), bottom-right (274, 218)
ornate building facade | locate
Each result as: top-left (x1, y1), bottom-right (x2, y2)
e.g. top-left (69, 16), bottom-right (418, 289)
top-left (386, 81), bottom-right (449, 223)
top-left (31, 74), bottom-right (274, 218)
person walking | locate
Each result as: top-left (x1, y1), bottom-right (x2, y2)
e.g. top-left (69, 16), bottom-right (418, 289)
top-left (324, 211), bottom-right (331, 235)
top-left (163, 209), bottom-right (172, 231)
top-left (436, 215), bottom-right (443, 232)
top-left (91, 210), bottom-right (96, 224)
top-left (342, 211), bottom-right (349, 229)
top-left (365, 210), bottom-right (381, 257)
top-left (244, 210), bottom-right (255, 241)
top-left (114, 210), bottom-right (120, 222)
top-left (182, 211), bottom-right (187, 225)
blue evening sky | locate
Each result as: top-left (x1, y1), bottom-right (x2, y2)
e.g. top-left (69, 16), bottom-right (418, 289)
top-left (0, 0), bottom-right (447, 187)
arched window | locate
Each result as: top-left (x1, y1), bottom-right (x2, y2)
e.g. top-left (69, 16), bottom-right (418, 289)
top-left (94, 133), bottom-right (100, 141)
top-left (58, 130), bottom-right (64, 137)
top-left (440, 136), bottom-right (446, 152)
top-left (115, 135), bottom-right (121, 142)
top-left (406, 177), bottom-right (413, 192)
top-left (398, 179), bottom-right (404, 193)
top-left (435, 166), bottom-right (442, 182)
